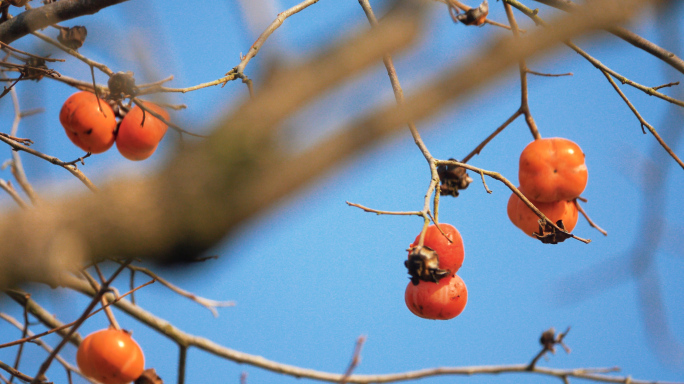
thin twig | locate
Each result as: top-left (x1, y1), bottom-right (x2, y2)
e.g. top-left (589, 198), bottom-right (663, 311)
top-left (0, 279), bottom-right (154, 350)
top-left (479, 170), bottom-right (492, 193)
top-left (0, 180), bottom-right (27, 209)
top-left (574, 200), bottom-right (607, 236)
top-left (132, 97), bottom-right (206, 138)
top-left (91, 266), bottom-right (121, 330)
top-left (0, 41), bottom-right (64, 62)
top-left (529, 0), bottom-right (684, 76)
top-left (32, 261), bottom-right (133, 382)
top-left (340, 336), bottom-right (367, 384)
top-left (9, 296), bottom-right (30, 384)
top-left (504, 1), bottom-right (541, 140)
top-left (9, 81), bottom-right (38, 204)
top-left (358, 0), bottom-right (442, 245)
top-left (31, 31), bottom-right (113, 76)
top-left (462, 109), bottom-right (522, 163)
top-left (345, 202), bottom-right (421, 216)
top-left (526, 70), bottom-right (573, 77)
top-left (0, 361), bottom-right (42, 384)
top-left (0, 134), bottom-right (97, 191)
top-left (0, 313), bottom-right (96, 384)
top-left (651, 81), bottom-right (678, 91)
top-left (235, 0), bottom-right (321, 74)
top-left (116, 262), bottom-right (235, 317)
top-left (504, 0), bottom-right (684, 108)
top-left (600, 70), bottom-right (684, 170)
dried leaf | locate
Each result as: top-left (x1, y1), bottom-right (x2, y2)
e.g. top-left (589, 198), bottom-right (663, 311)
top-left (57, 26), bottom-right (88, 50)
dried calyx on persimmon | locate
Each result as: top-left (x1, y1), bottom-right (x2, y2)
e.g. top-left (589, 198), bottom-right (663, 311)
top-left (449, 0), bottom-right (488, 26)
top-left (534, 220), bottom-right (573, 244)
top-left (135, 369), bottom-right (164, 384)
top-left (108, 71), bottom-right (138, 99)
top-left (58, 26), bottom-right (88, 50)
top-left (437, 158), bottom-right (472, 197)
top-left (405, 245), bottom-right (450, 285)
top-left (405, 224), bottom-right (464, 285)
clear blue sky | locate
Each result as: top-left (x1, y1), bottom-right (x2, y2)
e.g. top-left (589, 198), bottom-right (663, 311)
top-left (1, 1), bottom-right (683, 384)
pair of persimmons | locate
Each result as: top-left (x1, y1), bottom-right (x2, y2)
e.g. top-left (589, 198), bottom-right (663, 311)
top-left (507, 137), bottom-right (588, 236)
top-left (405, 137), bottom-right (587, 321)
top-left (60, 91), bottom-right (170, 161)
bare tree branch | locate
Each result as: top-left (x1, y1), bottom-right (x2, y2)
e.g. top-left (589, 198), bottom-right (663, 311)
top-left (0, 0), bottom-right (655, 288)
top-left (0, 0), bottom-right (130, 45)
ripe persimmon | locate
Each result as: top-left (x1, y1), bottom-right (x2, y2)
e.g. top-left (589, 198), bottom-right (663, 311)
top-left (405, 274), bottom-right (468, 320)
top-left (518, 138), bottom-right (588, 202)
top-left (59, 91), bottom-right (117, 154)
top-left (507, 191), bottom-right (578, 237)
top-left (76, 328), bottom-right (145, 384)
top-left (116, 102), bottom-right (169, 161)
top-left (408, 224), bottom-right (464, 274)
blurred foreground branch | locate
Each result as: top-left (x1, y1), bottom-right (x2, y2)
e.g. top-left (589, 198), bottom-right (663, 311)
top-left (0, 0), bottom-right (130, 44)
top-left (0, 0), bottom-right (656, 288)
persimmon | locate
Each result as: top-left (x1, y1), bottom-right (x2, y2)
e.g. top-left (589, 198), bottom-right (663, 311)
top-left (116, 103), bottom-right (169, 161)
top-left (59, 91), bottom-right (117, 154)
top-left (507, 191), bottom-right (578, 237)
top-left (76, 328), bottom-right (145, 384)
top-left (518, 137), bottom-right (588, 202)
top-left (405, 274), bottom-right (468, 320)
top-left (408, 224), bottom-right (464, 274)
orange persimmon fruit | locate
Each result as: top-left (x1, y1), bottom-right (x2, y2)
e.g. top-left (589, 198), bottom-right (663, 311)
top-left (518, 137), bottom-right (588, 202)
top-left (116, 102), bottom-right (169, 161)
top-left (405, 274), bottom-right (468, 320)
top-left (507, 191), bottom-right (578, 237)
top-left (59, 91), bottom-right (117, 154)
top-left (76, 328), bottom-right (145, 384)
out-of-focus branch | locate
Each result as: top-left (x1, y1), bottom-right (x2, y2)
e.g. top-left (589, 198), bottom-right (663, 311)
top-left (0, 0), bottom-right (130, 44)
top-left (600, 71), bottom-right (684, 169)
top-left (0, 313), bottom-right (94, 383)
top-left (5, 290), bottom-right (83, 347)
top-left (531, 0), bottom-right (684, 75)
top-left (505, 0), bottom-right (684, 108)
top-left (0, 4), bottom-right (423, 288)
top-left (0, 0), bottom-right (654, 288)
top-left (8, 83), bottom-right (38, 205)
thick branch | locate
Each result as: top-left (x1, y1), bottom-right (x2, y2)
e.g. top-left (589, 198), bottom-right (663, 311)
top-left (0, 0), bottom-right (130, 44)
top-left (0, 0), bottom-right (652, 288)
top-left (64, 276), bottom-right (672, 384)
top-left (531, 0), bottom-right (684, 75)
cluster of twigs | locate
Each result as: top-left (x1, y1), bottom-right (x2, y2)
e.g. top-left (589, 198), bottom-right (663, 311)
top-left (0, 0), bottom-right (682, 384)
